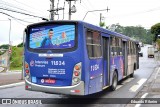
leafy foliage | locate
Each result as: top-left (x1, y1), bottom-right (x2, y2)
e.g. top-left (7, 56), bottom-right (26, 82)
top-left (0, 44), bottom-right (8, 55)
top-left (151, 23), bottom-right (160, 41)
top-left (10, 47), bottom-right (23, 70)
top-left (0, 44), bottom-right (9, 49)
top-left (17, 42), bottom-right (23, 47)
top-left (99, 22), bottom-right (105, 27)
top-left (108, 24), bottom-right (153, 44)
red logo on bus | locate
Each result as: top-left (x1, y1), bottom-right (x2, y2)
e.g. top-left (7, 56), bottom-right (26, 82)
top-left (44, 79), bottom-right (56, 84)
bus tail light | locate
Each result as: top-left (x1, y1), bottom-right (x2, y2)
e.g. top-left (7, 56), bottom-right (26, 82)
top-left (74, 71), bottom-right (79, 76)
top-left (25, 62), bottom-right (30, 80)
top-left (25, 69), bottom-right (29, 74)
top-left (74, 65), bottom-right (80, 70)
top-left (72, 62), bottom-right (82, 85)
top-left (25, 63), bottom-right (29, 68)
top-left (26, 85), bottom-right (31, 89)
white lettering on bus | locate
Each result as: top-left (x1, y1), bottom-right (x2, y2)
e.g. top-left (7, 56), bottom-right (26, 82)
top-left (51, 61), bottom-right (65, 66)
top-left (35, 60), bottom-right (48, 64)
top-left (91, 64), bottom-right (99, 71)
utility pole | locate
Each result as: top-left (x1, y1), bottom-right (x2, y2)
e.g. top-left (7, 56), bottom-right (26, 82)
top-left (50, 0), bottom-right (55, 20)
top-left (7, 18), bottom-right (11, 72)
top-left (49, 0), bottom-right (65, 20)
top-left (68, 0), bottom-right (71, 20)
top-left (100, 7), bottom-right (110, 23)
top-left (100, 13), bottom-right (102, 24)
top-left (66, 0), bottom-right (77, 20)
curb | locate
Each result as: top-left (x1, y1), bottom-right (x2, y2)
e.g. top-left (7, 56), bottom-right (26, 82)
top-left (0, 82), bottom-right (25, 89)
top-left (134, 66), bottom-right (160, 98)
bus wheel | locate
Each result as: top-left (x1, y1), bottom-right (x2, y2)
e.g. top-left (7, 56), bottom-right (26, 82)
top-left (110, 71), bottom-right (118, 91)
top-left (130, 72), bottom-right (134, 77)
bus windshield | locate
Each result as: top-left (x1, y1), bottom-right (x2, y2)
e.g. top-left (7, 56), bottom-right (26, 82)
top-left (29, 24), bottom-right (75, 49)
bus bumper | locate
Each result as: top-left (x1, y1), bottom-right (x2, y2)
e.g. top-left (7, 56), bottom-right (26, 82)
top-left (25, 79), bottom-right (85, 95)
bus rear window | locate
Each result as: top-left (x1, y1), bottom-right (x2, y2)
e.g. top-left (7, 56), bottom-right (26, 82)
top-left (29, 25), bottom-right (75, 49)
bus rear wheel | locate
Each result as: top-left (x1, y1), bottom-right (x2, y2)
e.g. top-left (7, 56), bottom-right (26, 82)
top-left (130, 72), bottom-right (134, 77)
top-left (110, 71), bottom-right (118, 91)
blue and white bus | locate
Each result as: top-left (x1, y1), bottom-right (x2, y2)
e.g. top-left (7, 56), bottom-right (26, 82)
top-left (24, 21), bottom-right (140, 95)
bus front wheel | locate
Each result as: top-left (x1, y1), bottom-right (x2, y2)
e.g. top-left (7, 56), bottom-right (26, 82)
top-left (110, 71), bottom-right (118, 91)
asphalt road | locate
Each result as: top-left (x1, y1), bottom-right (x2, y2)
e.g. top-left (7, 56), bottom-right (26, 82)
top-left (0, 72), bottom-right (22, 85)
top-left (0, 45), bottom-right (157, 107)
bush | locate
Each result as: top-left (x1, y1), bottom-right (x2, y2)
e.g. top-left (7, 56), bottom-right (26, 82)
top-left (11, 57), bottom-right (21, 68)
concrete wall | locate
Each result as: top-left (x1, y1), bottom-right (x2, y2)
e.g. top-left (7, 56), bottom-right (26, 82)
top-left (0, 51), bottom-right (8, 68)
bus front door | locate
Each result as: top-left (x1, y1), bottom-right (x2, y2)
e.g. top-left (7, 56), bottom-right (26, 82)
top-left (102, 36), bottom-right (110, 87)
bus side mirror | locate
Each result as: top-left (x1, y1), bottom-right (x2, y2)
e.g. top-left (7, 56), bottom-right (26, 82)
top-left (138, 45), bottom-right (141, 52)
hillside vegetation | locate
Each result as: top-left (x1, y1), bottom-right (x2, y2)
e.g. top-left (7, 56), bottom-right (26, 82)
top-left (10, 46), bottom-right (23, 70)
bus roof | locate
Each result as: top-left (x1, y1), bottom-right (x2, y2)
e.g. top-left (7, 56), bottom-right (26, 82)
top-left (79, 21), bottom-right (138, 43)
top-left (26, 20), bottom-right (139, 43)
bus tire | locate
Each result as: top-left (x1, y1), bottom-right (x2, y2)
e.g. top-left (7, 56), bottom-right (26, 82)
top-left (110, 71), bottom-right (118, 91)
top-left (130, 72), bottom-right (134, 77)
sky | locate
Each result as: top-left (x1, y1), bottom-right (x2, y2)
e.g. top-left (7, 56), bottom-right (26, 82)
top-left (0, 0), bottom-right (160, 45)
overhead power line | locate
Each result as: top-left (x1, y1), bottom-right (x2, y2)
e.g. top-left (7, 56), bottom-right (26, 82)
top-left (0, 7), bottom-right (49, 21)
top-left (105, 6), bottom-right (160, 19)
top-left (0, 11), bottom-right (33, 23)
top-left (0, 19), bottom-right (8, 21)
top-left (0, 0), bottom-right (34, 14)
top-left (12, 0), bottom-right (46, 14)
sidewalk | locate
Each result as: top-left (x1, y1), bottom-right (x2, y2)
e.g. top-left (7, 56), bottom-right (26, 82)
top-left (0, 70), bottom-right (24, 86)
top-left (135, 66), bottom-right (160, 98)
top-left (126, 52), bottom-right (160, 107)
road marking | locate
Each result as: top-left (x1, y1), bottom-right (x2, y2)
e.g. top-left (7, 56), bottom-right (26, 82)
top-left (155, 67), bottom-right (160, 79)
top-left (121, 78), bottom-right (134, 85)
top-left (135, 93), bottom-right (148, 107)
top-left (0, 82), bottom-right (24, 89)
top-left (102, 86), bottom-right (109, 90)
top-left (129, 78), bottom-right (147, 92)
top-left (116, 78), bottom-right (134, 90)
top-left (116, 85), bottom-right (123, 90)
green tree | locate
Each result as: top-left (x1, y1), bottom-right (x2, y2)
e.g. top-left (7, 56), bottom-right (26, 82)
top-left (0, 44), bottom-right (9, 49)
top-left (109, 24), bottom-right (153, 44)
top-left (114, 23), bottom-right (124, 33)
top-left (17, 42), bottom-right (23, 47)
top-left (151, 23), bottom-right (160, 41)
top-left (99, 22), bottom-right (105, 27)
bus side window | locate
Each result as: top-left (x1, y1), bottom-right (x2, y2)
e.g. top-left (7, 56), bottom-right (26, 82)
top-left (86, 30), bottom-right (102, 59)
top-left (127, 41), bottom-right (129, 55)
top-left (93, 32), bottom-right (102, 58)
top-left (86, 31), bottom-right (93, 57)
top-left (111, 37), bottom-right (115, 56)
